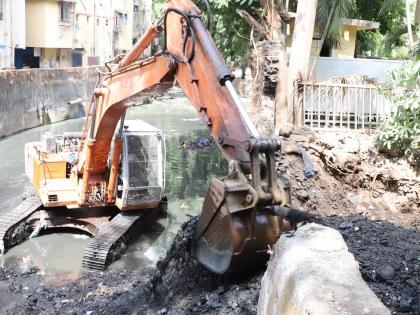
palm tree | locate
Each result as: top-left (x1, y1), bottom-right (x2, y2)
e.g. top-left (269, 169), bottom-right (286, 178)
top-left (309, 0), bottom-right (356, 77)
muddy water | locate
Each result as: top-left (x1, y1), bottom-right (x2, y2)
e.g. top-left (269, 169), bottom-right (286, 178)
top-left (0, 91), bottom-right (227, 277)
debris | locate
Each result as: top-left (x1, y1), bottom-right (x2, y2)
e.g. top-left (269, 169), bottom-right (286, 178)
top-left (339, 222), bottom-right (353, 230)
top-left (180, 138), bottom-right (215, 150)
top-left (398, 294), bottom-right (413, 313)
top-left (29, 211), bottom-right (47, 239)
top-left (295, 189), bottom-right (309, 201)
top-left (377, 266), bottom-right (395, 282)
top-left (297, 147), bottom-right (316, 178)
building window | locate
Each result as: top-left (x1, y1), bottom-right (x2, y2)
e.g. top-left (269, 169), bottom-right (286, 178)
top-left (0, 0), bottom-right (3, 21)
top-left (59, 1), bottom-right (72, 22)
top-left (114, 12), bottom-right (123, 31)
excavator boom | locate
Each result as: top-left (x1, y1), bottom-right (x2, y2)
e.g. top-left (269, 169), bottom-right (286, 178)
top-left (1, 0), bottom-right (290, 273)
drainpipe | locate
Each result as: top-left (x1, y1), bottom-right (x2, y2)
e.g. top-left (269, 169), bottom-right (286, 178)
top-left (93, 0), bottom-right (96, 57)
top-left (10, 0), bottom-right (14, 68)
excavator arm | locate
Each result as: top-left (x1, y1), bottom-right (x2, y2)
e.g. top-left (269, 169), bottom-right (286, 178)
top-left (77, 0), bottom-right (290, 273)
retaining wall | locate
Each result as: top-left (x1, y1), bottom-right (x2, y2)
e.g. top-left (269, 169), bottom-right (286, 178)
top-left (0, 67), bottom-right (98, 138)
top-left (314, 57), bottom-right (404, 82)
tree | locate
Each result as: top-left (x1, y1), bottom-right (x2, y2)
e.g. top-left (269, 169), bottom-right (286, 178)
top-left (405, 0), bottom-right (415, 51)
top-left (151, 1), bottom-right (352, 130)
top-left (354, 0), bottom-right (417, 58)
top-left (309, 0), bottom-right (356, 78)
top-left (234, 0), bottom-right (354, 127)
top-left (416, 0), bottom-right (420, 28)
top-left (287, 0), bottom-right (318, 126)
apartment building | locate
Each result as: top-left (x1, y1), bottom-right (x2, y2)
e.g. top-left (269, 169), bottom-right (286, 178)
top-left (74, 0), bottom-right (134, 66)
top-left (0, 0), bottom-right (26, 69)
top-left (0, 0), bottom-right (150, 69)
top-left (133, 0), bottom-right (152, 43)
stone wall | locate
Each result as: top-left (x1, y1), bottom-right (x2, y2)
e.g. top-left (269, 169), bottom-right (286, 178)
top-left (0, 67), bottom-right (98, 138)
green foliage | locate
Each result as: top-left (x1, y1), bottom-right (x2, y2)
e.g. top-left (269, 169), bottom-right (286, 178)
top-left (374, 61), bottom-right (420, 161)
top-left (152, 0), bottom-right (258, 67)
top-left (210, 0), bottom-right (259, 67)
top-left (152, 0), bottom-right (165, 19)
top-left (354, 0), bottom-right (416, 58)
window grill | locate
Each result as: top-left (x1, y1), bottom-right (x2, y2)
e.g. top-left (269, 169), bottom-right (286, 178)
top-left (0, 0), bottom-right (3, 21)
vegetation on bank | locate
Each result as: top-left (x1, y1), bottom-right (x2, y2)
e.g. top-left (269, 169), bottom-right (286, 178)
top-left (375, 61), bottom-right (420, 162)
top-left (153, 0), bottom-right (419, 63)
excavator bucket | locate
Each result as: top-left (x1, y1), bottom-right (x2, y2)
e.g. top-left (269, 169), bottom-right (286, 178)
top-left (194, 167), bottom-right (283, 274)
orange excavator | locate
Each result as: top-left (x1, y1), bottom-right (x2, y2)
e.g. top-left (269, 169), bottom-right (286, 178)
top-left (0, 0), bottom-right (291, 274)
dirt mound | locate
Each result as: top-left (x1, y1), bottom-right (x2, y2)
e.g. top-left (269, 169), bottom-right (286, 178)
top-left (278, 129), bottom-right (419, 314)
top-left (147, 217), bottom-right (262, 314)
top-left (324, 216), bottom-right (420, 314)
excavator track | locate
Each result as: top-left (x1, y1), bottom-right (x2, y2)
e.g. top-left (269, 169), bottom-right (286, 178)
top-left (82, 211), bottom-right (149, 270)
top-left (0, 196), bottom-right (43, 254)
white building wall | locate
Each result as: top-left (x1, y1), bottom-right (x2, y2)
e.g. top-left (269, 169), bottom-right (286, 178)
top-left (313, 57), bottom-right (405, 82)
top-left (0, 0), bottom-right (26, 69)
top-left (12, 0), bottom-right (26, 49)
top-left (74, 0), bottom-right (115, 65)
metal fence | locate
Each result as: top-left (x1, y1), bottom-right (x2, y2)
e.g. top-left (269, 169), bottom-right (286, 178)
top-left (299, 82), bottom-right (392, 131)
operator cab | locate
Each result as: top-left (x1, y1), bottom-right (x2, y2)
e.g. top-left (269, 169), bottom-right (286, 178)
top-left (115, 120), bottom-right (166, 211)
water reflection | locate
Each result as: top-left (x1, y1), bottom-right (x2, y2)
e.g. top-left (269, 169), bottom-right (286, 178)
top-left (0, 92), bottom-right (228, 275)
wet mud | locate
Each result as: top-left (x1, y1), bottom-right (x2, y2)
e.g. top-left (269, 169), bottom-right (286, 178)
top-left (0, 128), bottom-right (418, 315)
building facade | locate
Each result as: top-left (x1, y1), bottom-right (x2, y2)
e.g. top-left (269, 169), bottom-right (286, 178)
top-left (0, 0), bottom-right (26, 69)
top-left (286, 15), bottom-right (380, 58)
top-left (132, 0), bottom-right (152, 55)
top-left (0, 0), bottom-right (150, 70)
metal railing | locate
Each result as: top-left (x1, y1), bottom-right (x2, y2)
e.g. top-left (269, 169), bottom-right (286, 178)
top-left (299, 81), bottom-right (392, 131)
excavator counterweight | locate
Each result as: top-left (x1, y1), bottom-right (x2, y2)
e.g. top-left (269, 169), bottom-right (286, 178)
top-left (0, 0), bottom-right (291, 273)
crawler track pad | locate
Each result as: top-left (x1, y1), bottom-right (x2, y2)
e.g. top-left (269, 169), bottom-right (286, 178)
top-left (82, 210), bottom-right (153, 270)
top-left (0, 196), bottom-right (43, 254)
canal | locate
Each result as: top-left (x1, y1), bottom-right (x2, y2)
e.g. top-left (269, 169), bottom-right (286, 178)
top-left (0, 90), bottom-right (228, 277)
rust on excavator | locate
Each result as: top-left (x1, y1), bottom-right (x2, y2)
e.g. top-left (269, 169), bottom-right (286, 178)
top-left (0, 0), bottom-right (292, 272)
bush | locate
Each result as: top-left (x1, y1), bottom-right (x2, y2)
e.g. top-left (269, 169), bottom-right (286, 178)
top-left (374, 61), bottom-right (419, 163)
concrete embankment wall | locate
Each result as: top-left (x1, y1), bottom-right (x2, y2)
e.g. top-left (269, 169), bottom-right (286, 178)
top-left (0, 67), bottom-right (98, 138)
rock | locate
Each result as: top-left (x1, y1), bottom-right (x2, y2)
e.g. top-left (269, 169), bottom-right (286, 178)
top-left (351, 215), bottom-right (367, 223)
top-left (258, 223), bottom-right (390, 315)
top-left (398, 294), bottom-right (412, 313)
top-left (292, 127), bottom-right (316, 142)
top-left (295, 189), bottom-right (309, 201)
top-left (377, 142), bottom-right (402, 158)
top-left (278, 125), bottom-right (295, 138)
top-left (377, 266), bottom-right (395, 282)
top-left (339, 221), bottom-right (353, 230)
top-left (289, 134), bottom-right (310, 144)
